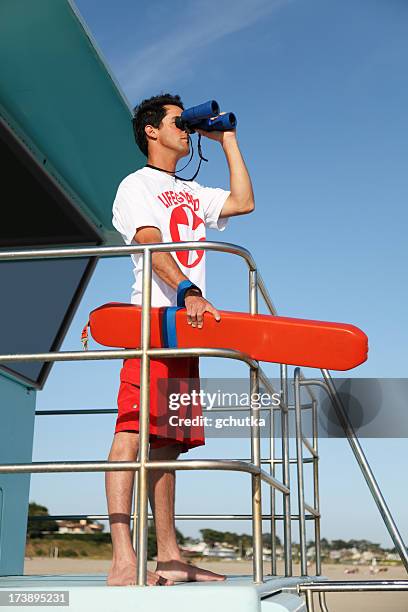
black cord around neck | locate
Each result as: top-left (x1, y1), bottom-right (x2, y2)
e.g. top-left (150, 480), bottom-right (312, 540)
top-left (145, 134), bottom-right (207, 181)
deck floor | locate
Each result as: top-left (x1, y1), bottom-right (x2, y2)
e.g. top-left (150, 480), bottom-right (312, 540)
top-left (0, 574), bottom-right (315, 611)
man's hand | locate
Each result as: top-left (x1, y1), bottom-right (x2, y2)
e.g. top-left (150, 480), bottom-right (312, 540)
top-left (185, 294), bottom-right (221, 329)
top-left (196, 128), bottom-right (237, 146)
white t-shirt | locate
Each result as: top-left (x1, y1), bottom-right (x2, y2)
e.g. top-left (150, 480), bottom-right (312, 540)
top-left (112, 166), bottom-right (230, 306)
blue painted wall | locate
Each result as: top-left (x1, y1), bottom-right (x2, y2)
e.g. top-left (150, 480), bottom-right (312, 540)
top-left (0, 374), bottom-right (36, 576)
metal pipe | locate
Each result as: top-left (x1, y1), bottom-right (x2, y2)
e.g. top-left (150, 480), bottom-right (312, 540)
top-left (250, 368), bottom-right (263, 583)
top-left (132, 471), bottom-right (138, 552)
top-left (42, 404), bottom-right (288, 415)
top-left (318, 593), bottom-right (330, 612)
top-left (251, 350), bottom-right (280, 586)
top-left (0, 238), bottom-right (311, 585)
top-left (302, 435), bottom-right (318, 458)
top-left (237, 458), bottom-right (314, 465)
top-left (299, 372), bottom-right (318, 402)
top-left (35, 406), bottom-right (300, 417)
top-left (302, 372), bottom-right (408, 572)
top-left (0, 460), bottom-right (143, 474)
top-left (30, 512), bottom-right (315, 521)
top-left (305, 589), bottom-right (315, 612)
top-left (146, 462), bottom-right (288, 492)
top-left (258, 352), bottom-right (281, 579)
top-left (0, 240), bottom-right (257, 269)
top-left (256, 273), bottom-right (278, 316)
top-left (275, 457), bottom-right (314, 465)
top-left (249, 268), bottom-right (263, 584)
top-left (312, 399), bottom-right (322, 579)
top-left (35, 409), bottom-right (119, 415)
top-left (136, 248), bottom-right (153, 586)
top-left (258, 366), bottom-right (279, 398)
top-left (269, 399), bottom-right (277, 575)
top-left (294, 368), bottom-right (308, 576)
top-left (0, 346), bottom-right (259, 366)
top-left (280, 363), bottom-right (292, 576)
top-left (304, 503), bottom-right (320, 518)
top-left (0, 459), bottom-right (289, 492)
top-left (0, 348), bottom-right (142, 363)
top-left (288, 403), bottom-right (313, 410)
top-left (299, 580), bottom-right (408, 592)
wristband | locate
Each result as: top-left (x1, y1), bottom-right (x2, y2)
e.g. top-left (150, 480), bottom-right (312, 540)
top-left (177, 280), bottom-right (202, 307)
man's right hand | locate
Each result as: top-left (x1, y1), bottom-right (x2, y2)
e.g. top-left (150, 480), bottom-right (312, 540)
top-left (133, 226), bottom-right (221, 328)
top-left (184, 294), bottom-right (221, 329)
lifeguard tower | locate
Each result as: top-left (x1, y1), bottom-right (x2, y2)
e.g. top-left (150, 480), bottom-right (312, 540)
top-left (0, 1), bottom-right (407, 610)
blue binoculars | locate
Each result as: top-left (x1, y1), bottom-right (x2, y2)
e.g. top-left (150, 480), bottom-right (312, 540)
top-left (175, 100), bottom-right (237, 133)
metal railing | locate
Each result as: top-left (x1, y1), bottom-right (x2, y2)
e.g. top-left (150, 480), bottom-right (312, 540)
top-left (0, 240), bottom-right (288, 587)
top-left (1, 240), bottom-right (407, 606)
top-left (297, 580), bottom-right (408, 612)
top-left (292, 368), bottom-right (408, 611)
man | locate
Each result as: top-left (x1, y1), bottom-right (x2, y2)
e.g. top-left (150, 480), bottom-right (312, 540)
top-left (106, 93), bottom-right (255, 586)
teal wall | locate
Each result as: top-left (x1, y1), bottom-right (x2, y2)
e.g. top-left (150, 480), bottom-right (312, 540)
top-left (0, 0), bottom-right (147, 575)
top-left (0, 374), bottom-right (36, 576)
top-left (0, 0), bottom-right (145, 243)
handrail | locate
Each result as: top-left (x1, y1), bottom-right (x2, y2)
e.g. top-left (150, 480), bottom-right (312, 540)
top-left (0, 347), bottom-right (257, 366)
top-left (298, 580), bottom-right (408, 612)
top-left (0, 240), bottom-right (255, 265)
top-left (29, 513), bottom-right (317, 521)
top-left (0, 458), bottom-right (289, 492)
top-left (0, 240), bottom-right (287, 587)
top-left (300, 374), bottom-right (408, 572)
top-left (4, 238), bottom-right (404, 600)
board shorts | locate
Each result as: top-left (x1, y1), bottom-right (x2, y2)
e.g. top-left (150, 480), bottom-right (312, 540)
top-left (115, 356), bottom-right (205, 453)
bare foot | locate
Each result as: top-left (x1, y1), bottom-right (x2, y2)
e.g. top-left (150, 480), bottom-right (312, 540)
top-left (107, 560), bottom-right (174, 586)
top-left (155, 559), bottom-right (226, 583)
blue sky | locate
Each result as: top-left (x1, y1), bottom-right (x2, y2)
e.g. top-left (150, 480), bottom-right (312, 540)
top-left (30, 0), bottom-right (408, 549)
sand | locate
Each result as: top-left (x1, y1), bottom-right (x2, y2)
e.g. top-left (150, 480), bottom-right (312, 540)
top-left (21, 558), bottom-right (408, 611)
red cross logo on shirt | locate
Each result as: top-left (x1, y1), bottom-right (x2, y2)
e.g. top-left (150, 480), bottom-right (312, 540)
top-left (169, 204), bottom-right (205, 268)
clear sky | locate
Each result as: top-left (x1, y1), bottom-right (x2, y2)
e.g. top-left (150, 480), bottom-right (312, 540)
top-left (30, 0), bottom-right (408, 549)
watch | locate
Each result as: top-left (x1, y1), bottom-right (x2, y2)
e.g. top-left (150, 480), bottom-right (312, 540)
top-left (177, 280), bottom-right (202, 307)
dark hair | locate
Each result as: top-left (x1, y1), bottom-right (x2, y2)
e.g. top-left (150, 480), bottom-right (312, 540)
top-left (132, 93), bottom-right (184, 156)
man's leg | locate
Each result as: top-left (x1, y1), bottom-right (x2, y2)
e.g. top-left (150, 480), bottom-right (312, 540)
top-left (149, 442), bottom-right (226, 582)
top-left (105, 431), bottom-right (173, 586)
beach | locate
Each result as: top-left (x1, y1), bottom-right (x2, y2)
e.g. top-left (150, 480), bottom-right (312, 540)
top-left (23, 558), bottom-right (408, 611)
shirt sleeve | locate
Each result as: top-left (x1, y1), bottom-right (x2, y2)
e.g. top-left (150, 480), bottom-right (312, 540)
top-left (196, 184), bottom-right (231, 231)
top-left (112, 177), bottom-right (161, 245)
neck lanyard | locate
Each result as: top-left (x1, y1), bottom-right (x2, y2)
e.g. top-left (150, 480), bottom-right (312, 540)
top-left (145, 134), bottom-right (207, 182)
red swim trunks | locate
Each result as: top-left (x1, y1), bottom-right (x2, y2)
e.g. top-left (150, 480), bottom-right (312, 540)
top-left (115, 356), bottom-right (205, 453)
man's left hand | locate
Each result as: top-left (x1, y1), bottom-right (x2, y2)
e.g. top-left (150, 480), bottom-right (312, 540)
top-left (195, 128), bottom-right (237, 145)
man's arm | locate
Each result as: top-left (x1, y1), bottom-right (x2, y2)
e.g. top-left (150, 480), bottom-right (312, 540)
top-left (134, 226), bottom-right (220, 329)
top-left (196, 129), bottom-right (255, 218)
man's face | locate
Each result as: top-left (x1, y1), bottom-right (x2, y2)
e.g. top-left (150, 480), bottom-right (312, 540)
top-left (151, 104), bottom-right (190, 158)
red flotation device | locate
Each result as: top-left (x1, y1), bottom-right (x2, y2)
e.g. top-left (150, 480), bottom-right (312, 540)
top-left (82, 302), bottom-right (368, 371)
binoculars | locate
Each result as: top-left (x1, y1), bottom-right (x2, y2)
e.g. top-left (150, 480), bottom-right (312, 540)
top-left (175, 100), bottom-right (237, 133)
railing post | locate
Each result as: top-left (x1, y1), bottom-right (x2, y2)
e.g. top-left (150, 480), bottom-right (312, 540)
top-left (311, 397), bottom-right (322, 577)
top-left (294, 368), bottom-right (307, 576)
top-left (280, 363), bottom-right (293, 577)
top-left (136, 247), bottom-right (153, 586)
top-left (269, 395), bottom-right (277, 575)
top-left (131, 470), bottom-right (139, 552)
top-left (305, 589), bottom-right (315, 612)
top-left (249, 268), bottom-right (263, 583)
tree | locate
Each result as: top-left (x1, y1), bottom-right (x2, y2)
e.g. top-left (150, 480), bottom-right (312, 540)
top-left (147, 521), bottom-right (185, 559)
top-left (263, 532), bottom-right (281, 547)
top-left (199, 529), bottom-right (278, 555)
top-left (27, 503), bottom-right (58, 538)
top-left (331, 539), bottom-right (349, 550)
top-left (200, 529), bottom-right (225, 547)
